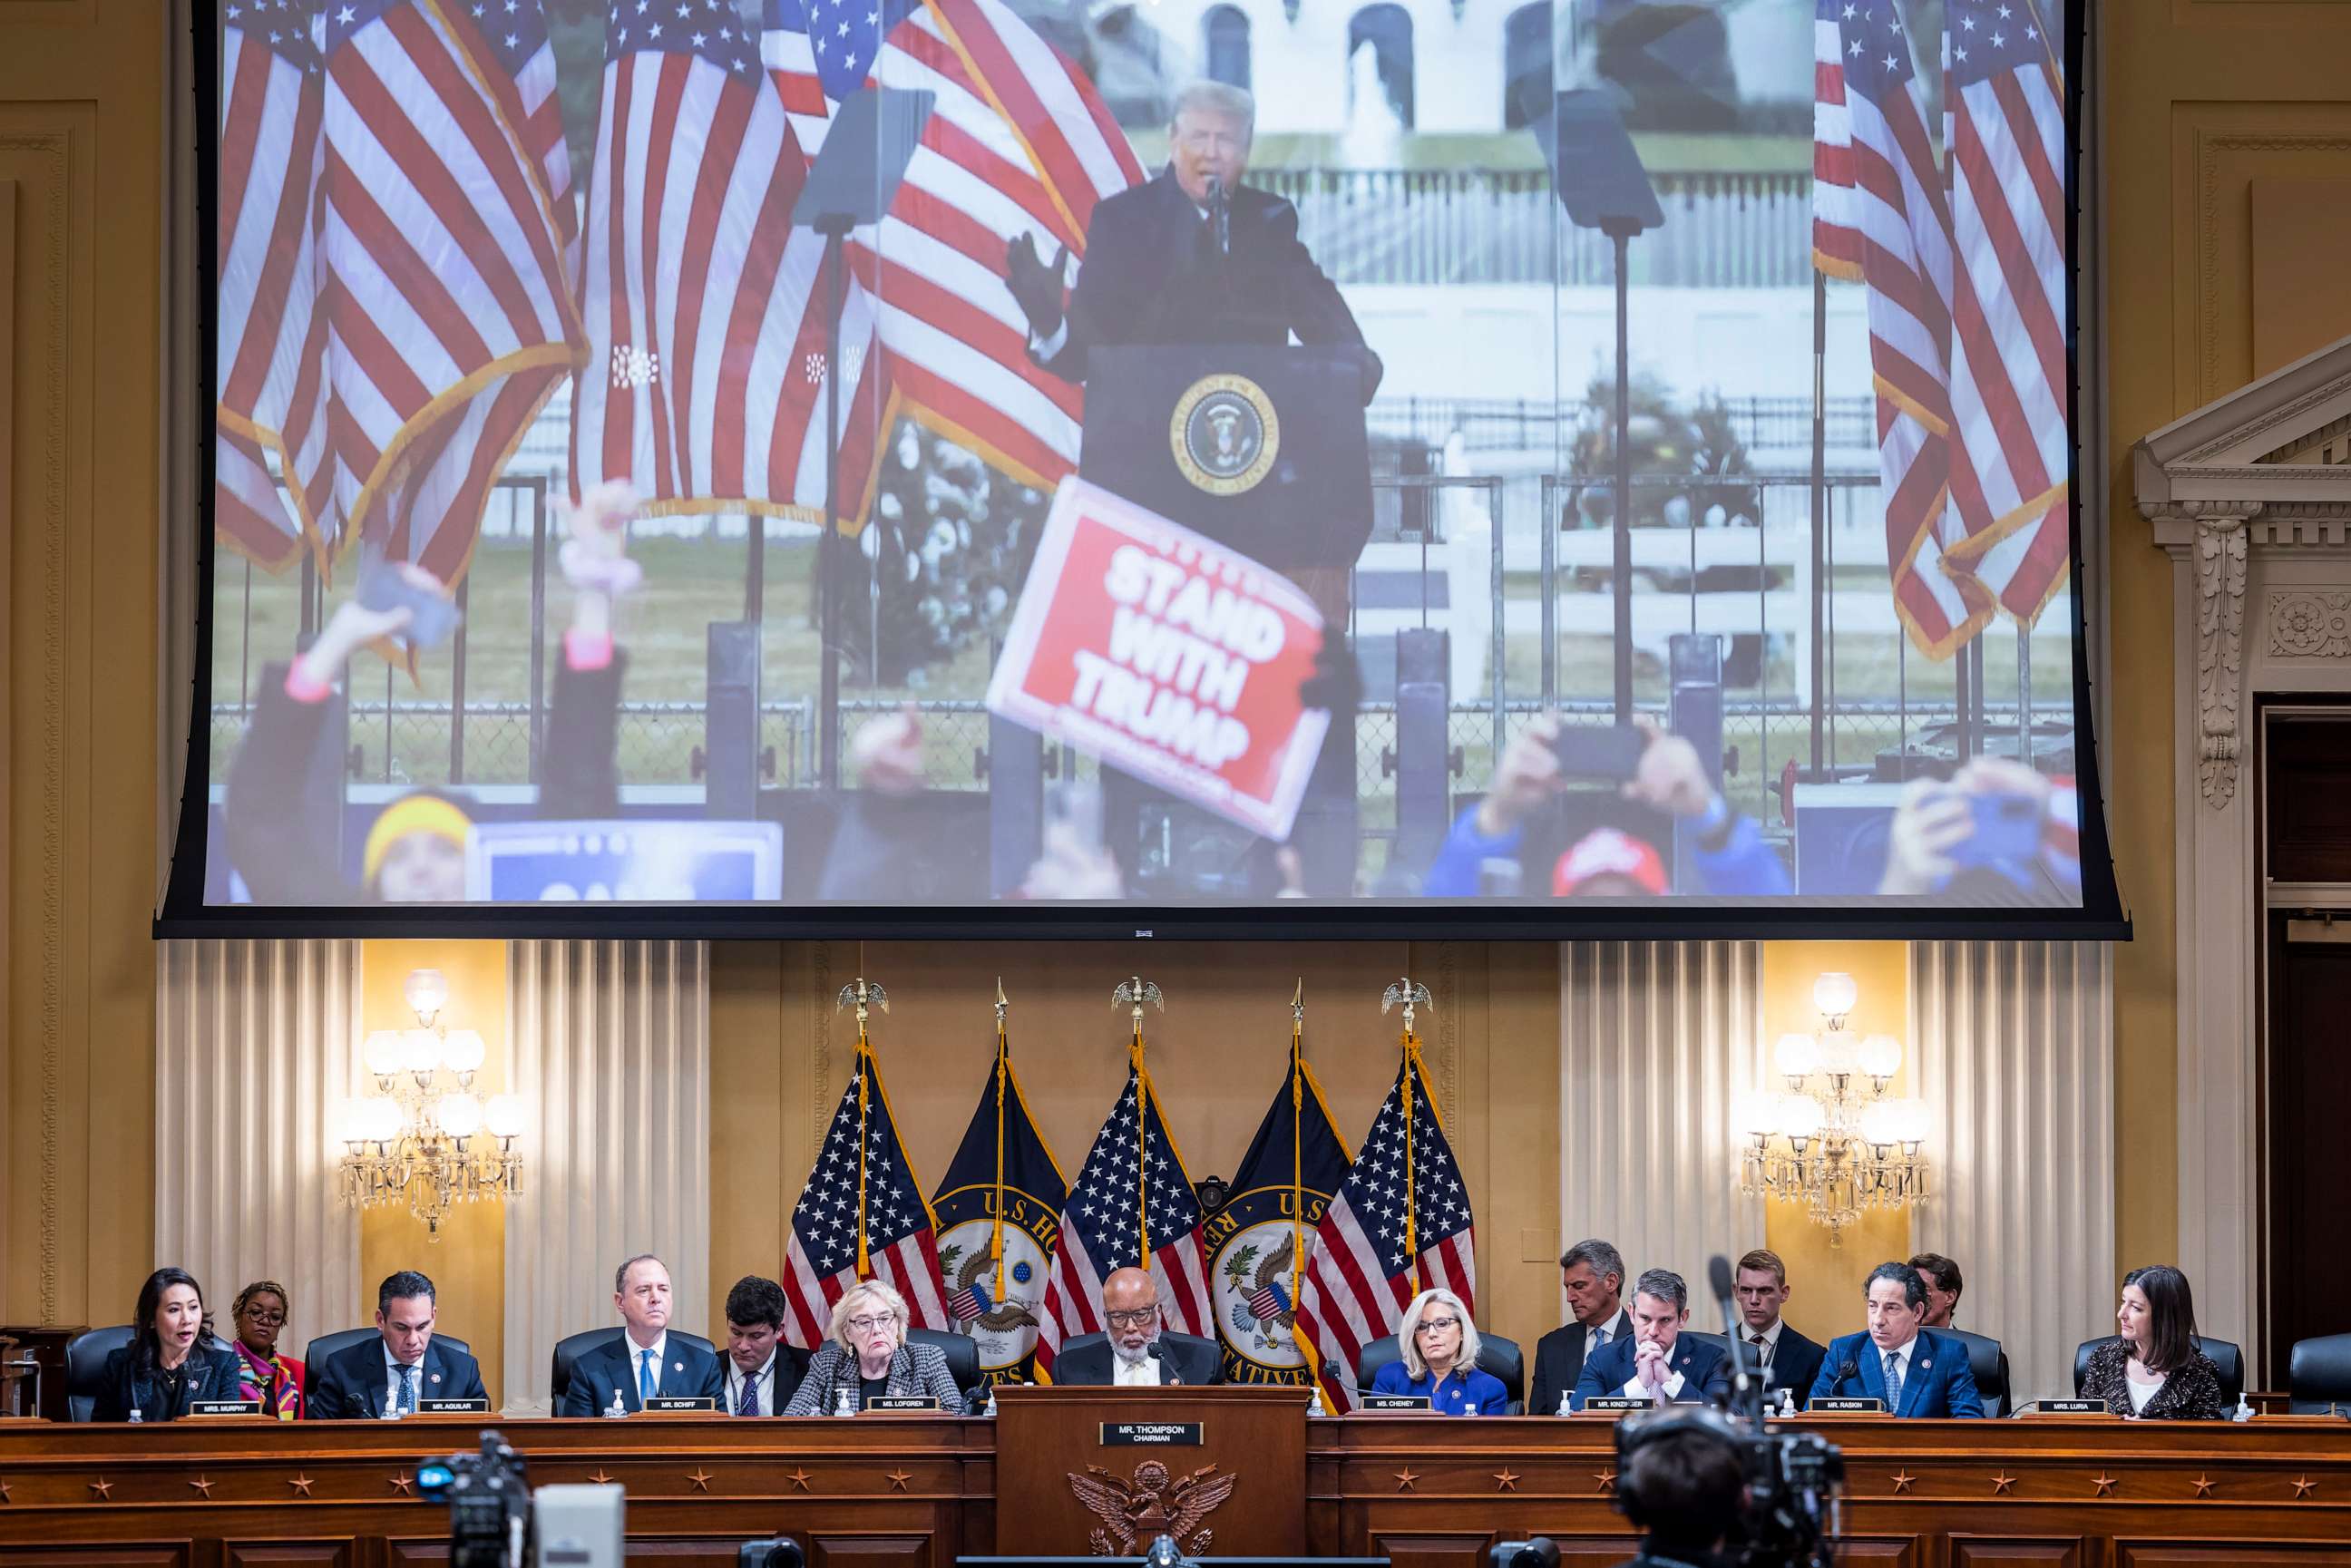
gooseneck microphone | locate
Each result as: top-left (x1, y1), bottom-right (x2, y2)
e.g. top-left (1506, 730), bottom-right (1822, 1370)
top-left (1205, 175), bottom-right (1230, 258)
top-left (1834, 1358), bottom-right (1859, 1396)
top-left (1709, 1253), bottom-right (1764, 1425)
top-left (1146, 1342), bottom-right (1182, 1386)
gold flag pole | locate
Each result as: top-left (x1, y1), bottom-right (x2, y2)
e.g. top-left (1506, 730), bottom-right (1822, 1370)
top-left (1380, 977), bottom-right (1434, 1296)
top-left (992, 979), bottom-right (1010, 1271)
top-left (837, 978), bottom-right (890, 1279)
top-left (1113, 977), bottom-right (1165, 1271)
top-left (1290, 979), bottom-right (1306, 1323)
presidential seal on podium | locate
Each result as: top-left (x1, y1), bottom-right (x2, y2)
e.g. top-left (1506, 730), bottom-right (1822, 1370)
top-left (1169, 373), bottom-right (1280, 497)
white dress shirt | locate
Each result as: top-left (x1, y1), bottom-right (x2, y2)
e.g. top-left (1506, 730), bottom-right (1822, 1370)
top-left (1879, 1334), bottom-right (1917, 1401)
top-left (383, 1346), bottom-right (424, 1413)
top-left (1112, 1349), bottom-right (1163, 1387)
top-left (623, 1331), bottom-right (669, 1405)
top-left (727, 1349), bottom-right (778, 1417)
top-left (1620, 1339), bottom-right (1685, 1402)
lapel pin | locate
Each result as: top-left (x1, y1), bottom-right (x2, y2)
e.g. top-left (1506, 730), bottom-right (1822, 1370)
top-left (431, 1373), bottom-right (443, 1384)
top-left (674, 1361), bottom-right (684, 1372)
top-left (1919, 1360), bottom-right (1931, 1370)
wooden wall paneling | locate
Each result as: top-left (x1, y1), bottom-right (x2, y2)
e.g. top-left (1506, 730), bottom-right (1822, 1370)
top-left (1947, 1541), bottom-right (2086, 1568)
top-left (0, 1551), bottom-right (190, 1567)
top-left (221, 1546), bottom-right (356, 1568)
top-left (2115, 1547), bottom-right (2351, 1567)
top-left (1366, 1531), bottom-right (1500, 1568)
top-left (808, 1533), bottom-right (936, 1568)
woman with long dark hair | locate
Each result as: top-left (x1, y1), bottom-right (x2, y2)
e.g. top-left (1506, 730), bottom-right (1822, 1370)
top-left (2080, 1265), bottom-right (2229, 1419)
top-left (92, 1268), bottom-right (242, 1422)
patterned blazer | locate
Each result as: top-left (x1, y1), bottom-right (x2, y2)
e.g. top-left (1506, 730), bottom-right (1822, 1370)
top-left (782, 1340), bottom-right (964, 1417)
top-left (2079, 1339), bottom-right (2229, 1420)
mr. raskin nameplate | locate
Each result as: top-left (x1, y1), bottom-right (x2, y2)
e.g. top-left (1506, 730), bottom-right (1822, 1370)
top-left (1810, 1397), bottom-right (1886, 1414)
top-left (643, 1396), bottom-right (717, 1413)
top-left (865, 1397), bottom-right (941, 1412)
top-left (419, 1398), bottom-right (491, 1414)
top-left (1100, 1421), bottom-right (1205, 1445)
top-left (187, 1399), bottom-right (264, 1417)
top-left (1580, 1397), bottom-right (1651, 1413)
top-left (1358, 1395), bottom-right (1432, 1413)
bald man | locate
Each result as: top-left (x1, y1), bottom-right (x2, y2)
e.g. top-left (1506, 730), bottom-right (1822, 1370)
top-left (1051, 1267), bottom-right (1225, 1386)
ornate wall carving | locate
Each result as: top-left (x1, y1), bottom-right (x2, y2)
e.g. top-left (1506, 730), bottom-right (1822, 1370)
top-left (2268, 589), bottom-right (2351, 657)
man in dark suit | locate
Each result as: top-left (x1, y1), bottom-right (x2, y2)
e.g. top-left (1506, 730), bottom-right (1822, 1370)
top-left (1005, 81), bottom-right (1380, 405)
top-left (1573, 1268), bottom-right (1731, 1409)
top-left (1808, 1261), bottom-right (1985, 1417)
top-left (1531, 1237), bottom-right (1634, 1416)
top-left (560, 1253), bottom-right (726, 1417)
top-left (1732, 1247), bottom-right (1826, 1410)
top-left (1051, 1267), bottom-right (1224, 1386)
top-left (308, 1270), bottom-right (488, 1418)
top-left (718, 1275), bottom-right (809, 1417)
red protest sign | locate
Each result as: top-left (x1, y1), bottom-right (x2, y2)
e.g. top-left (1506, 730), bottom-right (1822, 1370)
top-left (986, 478), bottom-right (1331, 842)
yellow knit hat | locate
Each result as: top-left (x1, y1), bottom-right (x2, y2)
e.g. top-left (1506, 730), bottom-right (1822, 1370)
top-left (363, 794), bottom-right (473, 887)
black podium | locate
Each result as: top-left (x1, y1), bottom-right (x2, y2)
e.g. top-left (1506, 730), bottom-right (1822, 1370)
top-left (1077, 344), bottom-right (1373, 579)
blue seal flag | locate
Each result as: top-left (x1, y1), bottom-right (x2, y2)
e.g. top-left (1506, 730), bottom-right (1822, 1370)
top-left (1206, 1027), bottom-right (1351, 1385)
top-left (930, 1008), bottom-right (1068, 1386)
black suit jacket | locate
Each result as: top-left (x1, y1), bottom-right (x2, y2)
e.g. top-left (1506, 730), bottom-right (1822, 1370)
top-left (558, 1333), bottom-right (726, 1417)
top-left (1531, 1310), bottom-right (1631, 1417)
top-left (1040, 170), bottom-right (1380, 401)
top-left (1052, 1330), bottom-right (1224, 1387)
top-left (91, 1343), bottom-right (242, 1422)
top-left (723, 1342), bottom-right (813, 1416)
top-left (1761, 1324), bottom-right (1828, 1410)
top-left (309, 1337), bottom-right (488, 1419)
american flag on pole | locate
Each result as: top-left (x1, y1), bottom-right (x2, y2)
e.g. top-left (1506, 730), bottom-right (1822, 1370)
top-left (781, 1037), bottom-right (951, 1348)
top-left (759, 0), bottom-right (1144, 494)
top-left (218, 0), bottom-right (332, 569)
top-left (1831, 1), bottom-right (1990, 658)
top-left (1811, 0), bottom-right (1861, 280)
top-left (318, 0), bottom-right (582, 586)
top-left (1937, 0), bottom-right (2070, 628)
top-left (1035, 1060), bottom-right (1211, 1379)
top-left (568, 0), bottom-right (887, 520)
top-left (1293, 1041), bottom-right (1475, 1413)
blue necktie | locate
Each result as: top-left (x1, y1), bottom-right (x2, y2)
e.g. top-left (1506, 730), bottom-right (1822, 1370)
top-left (398, 1365), bottom-right (417, 1415)
top-left (639, 1349), bottom-right (658, 1403)
top-left (1883, 1351), bottom-right (1904, 1412)
top-left (738, 1374), bottom-right (760, 1417)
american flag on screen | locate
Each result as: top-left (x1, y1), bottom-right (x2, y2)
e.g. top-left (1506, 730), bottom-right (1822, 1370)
top-left (1811, 0), bottom-right (1861, 279)
top-left (759, 0), bottom-right (1145, 492)
top-left (1830, 1), bottom-right (1990, 658)
top-left (568, 0), bottom-right (888, 520)
top-left (317, 0), bottom-right (582, 585)
top-left (1937, 0), bottom-right (2071, 628)
top-left (217, 1), bottom-right (331, 569)
top-left (781, 1039), bottom-right (951, 1348)
top-left (1036, 1061), bottom-right (1211, 1379)
top-left (1293, 1043), bottom-right (1475, 1413)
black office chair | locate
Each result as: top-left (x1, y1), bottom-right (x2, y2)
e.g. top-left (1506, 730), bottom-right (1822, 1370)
top-left (2073, 1335), bottom-right (2245, 1410)
top-left (1942, 1329), bottom-right (2011, 1418)
top-left (1353, 1332), bottom-right (1527, 1414)
top-left (64, 1325), bottom-right (135, 1422)
top-left (302, 1326), bottom-right (473, 1397)
top-left (906, 1328), bottom-right (986, 1409)
top-left (549, 1327), bottom-right (716, 1411)
top-left (2287, 1332), bottom-right (2351, 1414)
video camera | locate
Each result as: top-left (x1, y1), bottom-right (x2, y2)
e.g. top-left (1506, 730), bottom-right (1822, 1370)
top-left (416, 1430), bottom-right (624, 1568)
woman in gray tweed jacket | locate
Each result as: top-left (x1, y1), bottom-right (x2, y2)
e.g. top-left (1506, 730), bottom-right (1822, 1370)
top-left (783, 1280), bottom-right (964, 1415)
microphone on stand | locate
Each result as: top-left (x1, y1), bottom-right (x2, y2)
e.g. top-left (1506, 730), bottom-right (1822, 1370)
top-left (1709, 1254), bottom-right (1764, 1427)
top-left (1833, 1358), bottom-right (1858, 1396)
top-left (1146, 1342), bottom-right (1183, 1386)
top-left (1205, 175), bottom-right (1230, 258)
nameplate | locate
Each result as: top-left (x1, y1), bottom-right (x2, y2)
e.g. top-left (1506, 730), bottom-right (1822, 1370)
top-left (419, 1398), bottom-right (490, 1414)
top-left (187, 1399), bottom-right (263, 1417)
top-left (2024, 1399), bottom-right (2107, 1416)
top-left (1359, 1395), bottom-right (1431, 1413)
top-left (643, 1397), bottom-right (717, 1413)
top-left (1581, 1397), bottom-right (1650, 1413)
top-left (1810, 1398), bottom-right (1887, 1414)
top-left (863, 1397), bottom-right (941, 1413)
top-left (1100, 1421), bottom-right (1205, 1446)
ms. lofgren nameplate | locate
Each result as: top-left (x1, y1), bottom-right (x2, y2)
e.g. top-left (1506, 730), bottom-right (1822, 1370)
top-left (1100, 1421), bottom-right (1204, 1446)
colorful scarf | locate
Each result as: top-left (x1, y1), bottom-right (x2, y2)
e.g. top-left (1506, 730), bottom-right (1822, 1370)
top-left (233, 1341), bottom-right (302, 1419)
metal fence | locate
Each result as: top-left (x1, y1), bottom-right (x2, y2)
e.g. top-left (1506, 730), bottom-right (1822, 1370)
top-left (1256, 167), bottom-right (1812, 288)
top-left (1366, 393), bottom-right (1877, 457)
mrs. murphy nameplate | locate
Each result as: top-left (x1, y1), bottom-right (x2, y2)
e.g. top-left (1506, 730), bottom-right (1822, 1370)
top-left (1100, 1421), bottom-right (1204, 1446)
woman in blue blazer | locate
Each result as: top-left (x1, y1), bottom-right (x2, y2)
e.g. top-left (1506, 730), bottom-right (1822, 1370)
top-left (1370, 1287), bottom-right (1512, 1415)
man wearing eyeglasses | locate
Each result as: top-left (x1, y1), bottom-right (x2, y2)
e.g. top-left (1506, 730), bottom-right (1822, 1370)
top-left (1052, 1267), bottom-right (1225, 1386)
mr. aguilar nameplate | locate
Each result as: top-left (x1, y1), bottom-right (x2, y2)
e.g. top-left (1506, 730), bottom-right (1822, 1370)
top-left (1810, 1398), bottom-right (1887, 1413)
top-left (1100, 1421), bottom-right (1205, 1446)
top-left (187, 1399), bottom-right (264, 1417)
top-left (419, 1398), bottom-right (492, 1414)
top-left (865, 1397), bottom-right (941, 1412)
top-left (643, 1397), bottom-right (717, 1413)
top-left (1581, 1397), bottom-right (1651, 1413)
top-left (1358, 1395), bottom-right (1432, 1413)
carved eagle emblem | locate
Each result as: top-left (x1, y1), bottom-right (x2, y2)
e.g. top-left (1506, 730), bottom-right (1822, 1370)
top-left (1065, 1460), bottom-right (1237, 1556)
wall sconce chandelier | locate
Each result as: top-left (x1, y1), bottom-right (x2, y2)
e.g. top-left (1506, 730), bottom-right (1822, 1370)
top-left (337, 969), bottom-right (523, 1238)
top-left (1737, 971), bottom-right (1929, 1246)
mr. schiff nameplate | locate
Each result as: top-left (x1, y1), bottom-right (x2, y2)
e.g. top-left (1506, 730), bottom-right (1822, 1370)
top-left (986, 477), bottom-right (1330, 842)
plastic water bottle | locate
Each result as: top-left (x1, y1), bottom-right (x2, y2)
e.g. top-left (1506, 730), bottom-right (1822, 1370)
top-left (126, 1408), bottom-right (142, 1424)
top-left (603, 1389), bottom-right (628, 1418)
top-left (834, 1386), bottom-right (858, 1417)
top-left (380, 1399), bottom-right (403, 1421)
top-left (1556, 1390), bottom-right (1574, 1417)
top-left (2233, 1393), bottom-right (2255, 1424)
top-left (1778, 1388), bottom-right (1796, 1417)
top-left (983, 1388), bottom-right (999, 1418)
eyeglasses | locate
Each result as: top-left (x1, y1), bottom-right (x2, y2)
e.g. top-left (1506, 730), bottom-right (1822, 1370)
top-left (241, 1309), bottom-right (286, 1326)
top-left (1415, 1316), bottom-right (1462, 1335)
top-left (846, 1314), bottom-right (896, 1334)
top-left (1105, 1307), bottom-right (1161, 1330)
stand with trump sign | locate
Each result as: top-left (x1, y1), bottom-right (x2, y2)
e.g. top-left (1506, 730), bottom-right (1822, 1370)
top-left (984, 478), bottom-right (1330, 843)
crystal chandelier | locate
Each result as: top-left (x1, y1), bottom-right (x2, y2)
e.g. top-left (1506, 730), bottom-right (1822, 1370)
top-left (337, 969), bottom-right (524, 1238)
top-left (1737, 971), bottom-right (1929, 1245)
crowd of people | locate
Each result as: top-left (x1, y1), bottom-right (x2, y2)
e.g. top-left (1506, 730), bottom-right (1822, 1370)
top-left (93, 1245), bottom-right (2227, 1424)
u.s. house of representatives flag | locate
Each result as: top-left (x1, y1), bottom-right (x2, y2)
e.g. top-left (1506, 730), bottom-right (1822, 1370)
top-left (930, 1025), bottom-right (1068, 1384)
top-left (781, 1038), bottom-right (950, 1347)
top-left (1036, 1061), bottom-right (1211, 1379)
top-left (1206, 1037), bottom-right (1350, 1387)
top-left (1293, 1041), bottom-right (1476, 1413)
